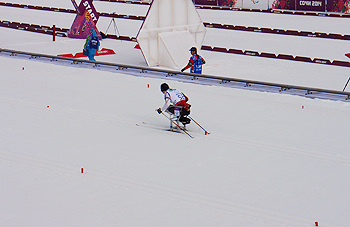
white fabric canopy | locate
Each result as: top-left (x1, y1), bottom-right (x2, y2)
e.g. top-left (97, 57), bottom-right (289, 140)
top-left (137, 0), bottom-right (206, 69)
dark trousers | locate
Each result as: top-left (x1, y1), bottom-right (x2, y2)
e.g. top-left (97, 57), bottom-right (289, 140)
top-left (167, 105), bottom-right (190, 117)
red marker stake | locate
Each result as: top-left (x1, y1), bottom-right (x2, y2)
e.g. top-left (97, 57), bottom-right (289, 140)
top-left (315, 221), bottom-right (318, 226)
top-left (81, 168), bottom-right (84, 173)
top-left (53, 25), bottom-right (56, 42)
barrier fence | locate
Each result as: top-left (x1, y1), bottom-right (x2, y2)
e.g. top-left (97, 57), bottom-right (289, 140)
top-left (1, 47), bottom-right (350, 102)
top-left (2, 2), bottom-right (350, 40)
top-left (94, 0), bottom-right (350, 13)
top-left (2, 1), bottom-right (350, 16)
top-left (2, 19), bottom-right (350, 68)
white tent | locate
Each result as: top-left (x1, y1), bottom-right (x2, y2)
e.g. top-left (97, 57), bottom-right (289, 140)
top-left (136, 0), bottom-right (206, 69)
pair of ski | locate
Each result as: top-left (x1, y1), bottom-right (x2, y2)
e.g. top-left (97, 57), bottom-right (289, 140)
top-left (160, 112), bottom-right (209, 138)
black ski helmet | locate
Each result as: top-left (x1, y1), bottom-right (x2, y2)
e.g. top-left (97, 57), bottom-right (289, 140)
top-left (189, 47), bottom-right (197, 53)
top-left (160, 83), bottom-right (169, 92)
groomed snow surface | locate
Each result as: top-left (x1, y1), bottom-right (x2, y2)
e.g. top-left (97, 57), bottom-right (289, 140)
top-left (1, 1), bottom-right (350, 227)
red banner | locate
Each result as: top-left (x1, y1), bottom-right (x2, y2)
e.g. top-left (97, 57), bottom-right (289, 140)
top-left (193, 0), bottom-right (239, 7)
top-left (295, 0), bottom-right (326, 11)
top-left (195, 0), bottom-right (347, 12)
top-left (327, 0), bottom-right (350, 12)
top-left (58, 48), bottom-right (116, 58)
top-left (270, 0), bottom-right (296, 9)
top-left (218, 0), bottom-right (238, 7)
top-left (194, 0), bottom-right (218, 5)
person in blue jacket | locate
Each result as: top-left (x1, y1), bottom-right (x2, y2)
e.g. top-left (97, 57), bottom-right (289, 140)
top-left (83, 33), bottom-right (91, 56)
top-left (85, 28), bottom-right (100, 61)
top-left (181, 47), bottom-right (206, 74)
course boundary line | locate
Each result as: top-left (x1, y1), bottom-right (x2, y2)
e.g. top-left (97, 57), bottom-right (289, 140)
top-left (1, 48), bottom-right (350, 102)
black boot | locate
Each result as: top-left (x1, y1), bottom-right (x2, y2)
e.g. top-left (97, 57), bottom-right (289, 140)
top-left (179, 116), bottom-right (191, 124)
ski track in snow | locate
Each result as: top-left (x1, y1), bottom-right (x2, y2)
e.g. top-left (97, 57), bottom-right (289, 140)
top-left (1, 94), bottom-right (349, 168)
top-left (0, 148), bottom-right (336, 227)
top-left (1, 2), bottom-right (350, 226)
top-left (1, 92), bottom-right (349, 166)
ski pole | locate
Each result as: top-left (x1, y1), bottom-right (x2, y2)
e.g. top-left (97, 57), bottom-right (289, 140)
top-left (188, 116), bottom-right (210, 135)
top-left (160, 112), bottom-right (194, 138)
top-left (343, 77), bottom-right (350, 92)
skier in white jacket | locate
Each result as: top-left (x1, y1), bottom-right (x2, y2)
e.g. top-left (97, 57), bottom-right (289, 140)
top-left (157, 83), bottom-right (191, 124)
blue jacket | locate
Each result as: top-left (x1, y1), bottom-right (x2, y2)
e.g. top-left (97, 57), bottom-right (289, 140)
top-left (87, 29), bottom-right (100, 50)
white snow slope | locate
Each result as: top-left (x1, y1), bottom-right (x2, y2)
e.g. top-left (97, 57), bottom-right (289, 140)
top-left (1, 1), bottom-right (350, 227)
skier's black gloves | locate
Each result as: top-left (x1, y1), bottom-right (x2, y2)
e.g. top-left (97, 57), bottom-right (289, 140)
top-left (157, 108), bottom-right (162, 114)
top-left (181, 67), bottom-right (186, 72)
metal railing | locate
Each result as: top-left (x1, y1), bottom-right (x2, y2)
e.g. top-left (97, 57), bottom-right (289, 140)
top-left (1, 48), bottom-right (350, 102)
